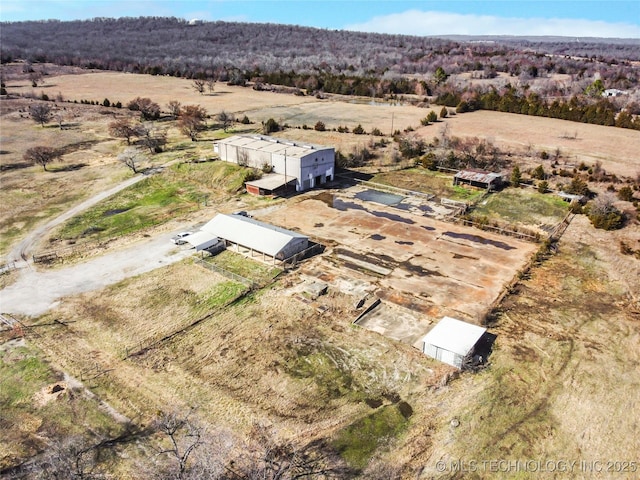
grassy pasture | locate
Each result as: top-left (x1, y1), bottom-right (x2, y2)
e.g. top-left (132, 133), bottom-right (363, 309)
top-left (431, 110), bottom-right (640, 178)
top-left (202, 249), bottom-right (282, 285)
top-left (0, 340), bottom-right (122, 471)
top-left (51, 162), bottom-right (256, 242)
top-left (332, 405), bottom-right (410, 469)
top-left (470, 187), bottom-right (569, 229)
top-left (370, 167), bottom-right (486, 201)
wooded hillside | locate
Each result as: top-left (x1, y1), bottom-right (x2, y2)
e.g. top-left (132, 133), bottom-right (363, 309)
top-left (2, 17), bottom-right (639, 129)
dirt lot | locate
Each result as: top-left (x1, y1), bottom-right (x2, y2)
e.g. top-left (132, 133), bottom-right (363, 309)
top-left (258, 185), bottom-right (538, 346)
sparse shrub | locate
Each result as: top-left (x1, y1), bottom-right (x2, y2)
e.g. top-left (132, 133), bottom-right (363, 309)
top-left (419, 152), bottom-right (437, 170)
top-left (618, 186), bottom-right (634, 201)
top-left (510, 165), bottom-right (522, 187)
top-left (531, 164), bottom-right (546, 180)
top-left (370, 127), bottom-right (383, 136)
top-left (314, 121), bottom-right (326, 131)
top-left (587, 194), bottom-right (625, 230)
top-left (566, 176), bottom-right (590, 196)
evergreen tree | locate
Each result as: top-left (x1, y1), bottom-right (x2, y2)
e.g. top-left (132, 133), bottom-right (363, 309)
top-left (510, 165), bottom-right (522, 187)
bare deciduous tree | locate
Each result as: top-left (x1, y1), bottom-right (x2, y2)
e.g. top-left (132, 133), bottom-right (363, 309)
top-left (29, 70), bottom-right (44, 87)
top-left (137, 123), bottom-right (167, 153)
top-left (223, 423), bottom-right (349, 480)
top-left (167, 100), bottom-right (182, 118)
top-left (206, 77), bottom-right (216, 94)
top-left (179, 105), bottom-right (207, 141)
top-left (24, 146), bottom-right (61, 171)
top-left (237, 149), bottom-right (249, 167)
top-left (217, 110), bottom-right (235, 132)
top-left (109, 118), bottom-right (143, 145)
top-left (192, 78), bottom-right (206, 95)
top-left (29, 435), bottom-right (104, 480)
top-left (117, 147), bottom-right (145, 173)
top-left (127, 97), bottom-right (161, 120)
top-left (153, 410), bottom-right (206, 479)
top-left (29, 103), bottom-right (53, 126)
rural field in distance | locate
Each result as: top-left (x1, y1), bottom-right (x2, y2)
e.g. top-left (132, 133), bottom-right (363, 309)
top-left (1, 60), bottom-right (640, 479)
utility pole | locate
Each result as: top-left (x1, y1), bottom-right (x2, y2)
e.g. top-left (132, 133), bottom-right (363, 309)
top-left (284, 149), bottom-right (288, 193)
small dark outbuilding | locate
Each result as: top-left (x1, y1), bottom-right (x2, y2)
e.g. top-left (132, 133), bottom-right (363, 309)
top-left (454, 169), bottom-right (503, 191)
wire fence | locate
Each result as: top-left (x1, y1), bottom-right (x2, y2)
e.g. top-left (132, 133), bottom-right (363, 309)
top-left (194, 258), bottom-right (257, 288)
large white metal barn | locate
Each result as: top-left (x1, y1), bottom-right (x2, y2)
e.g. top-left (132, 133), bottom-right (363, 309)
top-left (213, 135), bottom-right (335, 192)
top-left (421, 317), bottom-right (487, 369)
top-left (201, 214), bottom-right (309, 262)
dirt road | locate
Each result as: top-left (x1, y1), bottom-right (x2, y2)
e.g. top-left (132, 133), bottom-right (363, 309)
top-left (7, 174), bottom-right (150, 265)
top-left (0, 232), bottom-right (194, 317)
top-left (1, 169), bottom-right (197, 317)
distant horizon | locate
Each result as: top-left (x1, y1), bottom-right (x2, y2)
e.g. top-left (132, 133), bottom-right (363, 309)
top-left (1, 1), bottom-right (639, 39)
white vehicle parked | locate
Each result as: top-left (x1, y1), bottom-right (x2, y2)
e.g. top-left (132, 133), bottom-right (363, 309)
top-left (170, 232), bottom-right (193, 245)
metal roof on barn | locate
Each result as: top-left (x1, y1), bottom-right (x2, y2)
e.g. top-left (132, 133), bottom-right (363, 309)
top-left (421, 317), bottom-right (487, 357)
top-left (454, 169), bottom-right (502, 184)
top-left (201, 214), bottom-right (307, 257)
top-left (245, 173), bottom-right (297, 191)
top-left (216, 135), bottom-right (331, 159)
top-left (182, 231), bottom-right (220, 251)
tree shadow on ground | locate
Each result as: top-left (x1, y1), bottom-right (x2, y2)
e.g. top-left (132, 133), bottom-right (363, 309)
top-left (0, 161), bottom-right (32, 171)
top-left (50, 163), bottom-right (88, 172)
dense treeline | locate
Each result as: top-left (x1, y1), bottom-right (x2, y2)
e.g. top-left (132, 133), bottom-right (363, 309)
top-left (1, 17), bottom-right (639, 128)
top-left (437, 86), bottom-right (640, 129)
top-left (2, 17), bottom-right (639, 81)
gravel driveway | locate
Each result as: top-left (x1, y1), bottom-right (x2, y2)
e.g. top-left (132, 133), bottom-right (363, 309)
top-left (1, 169), bottom-right (197, 318)
top-left (1, 233), bottom-right (194, 317)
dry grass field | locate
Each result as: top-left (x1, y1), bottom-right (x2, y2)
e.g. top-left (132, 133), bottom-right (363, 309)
top-left (428, 110), bottom-right (640, 178)
top-left (2, 65), bottom-right (640, 478)
top-left (425, 216), bottom-right (640, 479)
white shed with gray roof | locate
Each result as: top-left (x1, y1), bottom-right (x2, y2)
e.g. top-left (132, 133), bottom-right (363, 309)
top-left (201, 214), bottom-right (308, 261)
top-left (421, 317), bottom-right (487, 369)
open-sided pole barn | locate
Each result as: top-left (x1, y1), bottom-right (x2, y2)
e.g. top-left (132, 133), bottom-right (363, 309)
top-left (201, 214), bottom-right (309, 263)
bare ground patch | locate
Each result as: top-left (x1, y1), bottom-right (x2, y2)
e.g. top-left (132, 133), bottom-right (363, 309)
top-left (420, 216), bottom-right (640, 478)
top-left (257, 185), bottom-right (538, 340)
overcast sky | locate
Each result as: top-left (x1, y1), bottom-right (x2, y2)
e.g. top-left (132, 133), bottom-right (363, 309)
top-left (1, 1), bottom-right (639, 38)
